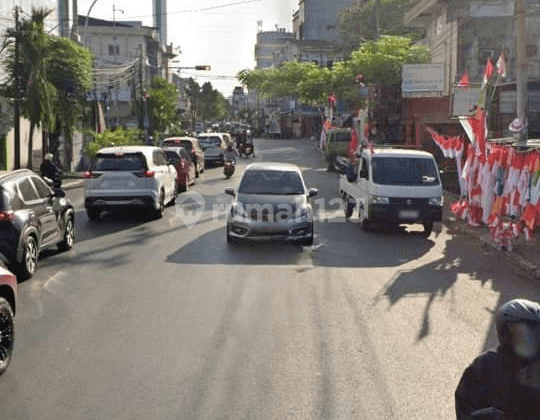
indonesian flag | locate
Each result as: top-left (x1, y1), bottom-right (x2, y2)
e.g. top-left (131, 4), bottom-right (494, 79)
top-left (348, 127), bottom-right (360, 158)
top-left (482, 58), bottom-right (494, 88)
top-left (496, 53), bottom-right (506, 78)
top-left (327, 93), bottom-right (337, 109)
top-left (458, 71), bottom-right (470, 87)
top-left (468, 108), bottom-right (487, 157)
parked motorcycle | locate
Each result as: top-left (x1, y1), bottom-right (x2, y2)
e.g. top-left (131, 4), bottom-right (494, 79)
top-left (224, 160), bottom-right (235, 179)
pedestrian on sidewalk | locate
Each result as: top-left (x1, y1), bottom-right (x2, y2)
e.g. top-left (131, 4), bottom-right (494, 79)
top-left (455, 298), bottom-right (540, 420)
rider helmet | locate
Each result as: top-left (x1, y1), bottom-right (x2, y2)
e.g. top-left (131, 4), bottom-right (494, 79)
top-left (496, 299), bottom-right (540, 358)
top-left (44, 153), bottom-right (53, 161)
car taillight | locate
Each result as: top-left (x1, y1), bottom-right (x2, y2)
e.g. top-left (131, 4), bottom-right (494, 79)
top-left (191, 149), bottom-right (196, 154)
top-left (144, 170), bottom-right (155, 177)
top-left (0, 211), bottom-right (15, 222)
top-left (83, 170), bottom-right (102, 179)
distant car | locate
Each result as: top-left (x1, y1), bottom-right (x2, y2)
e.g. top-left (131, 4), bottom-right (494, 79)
top-left (162, 147), bottom-right (196, 192)
top-left (225, 162), bottom-right (318, 245)
top-left (161, 137), bottom-right (205, 177)
top-left (84, 146), bottom-right (177, 220)
top-left (198, 133), bottom-right (228, 166)
top-left (0, 169), bottom-right (75, 279)
top-left (0, 264), bottom-right (16, 376)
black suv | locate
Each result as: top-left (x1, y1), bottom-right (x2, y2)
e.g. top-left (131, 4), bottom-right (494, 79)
top-left (0, 170), bottom-right (75, 279)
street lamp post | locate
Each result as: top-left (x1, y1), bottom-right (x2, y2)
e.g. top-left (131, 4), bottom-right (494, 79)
top-left (84, 0), bottom-right (100, 48)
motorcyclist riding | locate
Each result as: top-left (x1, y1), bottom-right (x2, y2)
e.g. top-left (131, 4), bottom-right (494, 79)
top-left (40, 153), bottom-right (62, 188)
top-left (455, 298), bottom-right (540, 420)
top-left (224, 143), bottom-right (238, 164)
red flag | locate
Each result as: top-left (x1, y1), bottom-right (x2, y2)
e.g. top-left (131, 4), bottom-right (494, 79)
top-left (468, 108), bottom-right (487, 157)
top-left (482, 59), bottom-right (494, 87)
top-left (348, 127), bottom-right (360, 158)
top-left (458, 71), bottom-right (470, 87)
top-left (327, 93), bottom-right (337, 109)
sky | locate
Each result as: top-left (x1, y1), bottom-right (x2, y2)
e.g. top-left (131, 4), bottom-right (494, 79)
top-left (78, 0), bottom-right (299, 97)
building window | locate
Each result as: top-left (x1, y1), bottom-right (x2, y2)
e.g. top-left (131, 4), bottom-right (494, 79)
top-left (108, 45), bottom-right (120, 56)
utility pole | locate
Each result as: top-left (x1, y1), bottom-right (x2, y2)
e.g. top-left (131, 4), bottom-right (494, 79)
top-left (374, 0), bottom-right (381, 39)
top-left (516, 0), bottom-right (528, 140)
top-left (14, 6), bottom-right (20, 169)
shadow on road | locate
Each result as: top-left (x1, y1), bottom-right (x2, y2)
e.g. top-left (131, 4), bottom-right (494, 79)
top-left (166, 220), bottom-right (436, 268)
top-left (379, 231), bottom-right (533, 345)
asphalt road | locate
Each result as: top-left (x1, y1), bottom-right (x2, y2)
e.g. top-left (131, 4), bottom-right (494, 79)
top-left (0, 138), bottom-right (539, 420)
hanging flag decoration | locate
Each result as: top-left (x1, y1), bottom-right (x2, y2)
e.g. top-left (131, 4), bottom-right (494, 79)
top-left (496, 53), bottom-right (506, 79)
top-left (482, 58), bottom-right (494, 88)
top-left (348, 127), bottom-right (360, 159)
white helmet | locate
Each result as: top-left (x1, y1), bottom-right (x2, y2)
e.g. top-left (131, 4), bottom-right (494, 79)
top-left (44, 153), bottom-right (53, 161)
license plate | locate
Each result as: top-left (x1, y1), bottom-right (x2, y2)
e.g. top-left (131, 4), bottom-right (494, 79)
top-left (399, 210), bottom-right (419, 219)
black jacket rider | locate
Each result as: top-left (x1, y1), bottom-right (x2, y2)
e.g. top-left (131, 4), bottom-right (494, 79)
top-left (455, 345), bottom-right (540, 419)
top-left (40, 160), bottom-right (62, 186)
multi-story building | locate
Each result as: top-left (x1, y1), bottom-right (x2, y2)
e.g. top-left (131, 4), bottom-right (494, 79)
top-left (404, 0), bottom-right (540, 144)
top-left (81, 16), bottom-right (165, 128)
top-left (293, 0), bottom-right (356, 43)
top-left (255, 28), bottom-right (295, 69)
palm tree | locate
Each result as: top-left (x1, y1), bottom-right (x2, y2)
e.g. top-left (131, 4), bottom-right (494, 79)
top-left (19, 8), bottom-right (56, 169)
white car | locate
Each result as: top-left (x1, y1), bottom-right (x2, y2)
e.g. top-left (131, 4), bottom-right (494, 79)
top-left (84, 146), bottom-right (177, 220)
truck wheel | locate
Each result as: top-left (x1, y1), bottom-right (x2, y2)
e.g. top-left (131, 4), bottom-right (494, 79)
top-left (422, 221), bottom-right (434, 237)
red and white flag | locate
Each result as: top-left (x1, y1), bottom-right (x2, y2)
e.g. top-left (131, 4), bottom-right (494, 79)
top-left (496, 53), bottom-right (506, 78)
top-left (458, 71), bottom-right (470, 87)
top-left (482, 58), bottom-right (494, 88)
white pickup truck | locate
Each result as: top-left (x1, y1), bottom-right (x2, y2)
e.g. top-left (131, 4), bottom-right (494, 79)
top-left (338, 147), bottom-right (444, 237)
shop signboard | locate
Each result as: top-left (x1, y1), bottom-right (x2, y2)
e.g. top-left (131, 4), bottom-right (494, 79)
top-left (402, 64), bottom-right (444, 95)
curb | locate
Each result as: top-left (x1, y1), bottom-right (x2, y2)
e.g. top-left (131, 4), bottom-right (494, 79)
top-left (443, 190), bottom-right (540, 280)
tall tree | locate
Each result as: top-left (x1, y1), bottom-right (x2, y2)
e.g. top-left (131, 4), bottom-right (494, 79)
top-left (147, 76), bottom-right (178, 136)
top-left (46, 35), bottom-right (93, 167)
top-left (1, 8), bottom-right (57, 169)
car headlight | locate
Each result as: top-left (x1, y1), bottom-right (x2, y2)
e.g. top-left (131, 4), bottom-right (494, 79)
top-left (371, 196), bottom-right (389, 205)
top-left (231, 203), bottom-right (248, 219)
top-left (294, 207), bottom-right (309, 221)
top-left (429, 196), bottom-right (443, 206)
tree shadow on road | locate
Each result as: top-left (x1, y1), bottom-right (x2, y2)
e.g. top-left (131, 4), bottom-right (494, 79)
top-left (378, 231), bottom-right (533, 343)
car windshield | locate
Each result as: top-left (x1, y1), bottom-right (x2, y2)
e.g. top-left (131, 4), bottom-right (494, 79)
top-left (92, 153), bottom-right (146, 171)
top-left (164, 151), bottom-right (180, 165)
top-left (238, 170), bottom-right (305, 195)
top-left (371, 157), bottom-right (440, 186)
top-left (162, 139), bottom-right (188, 147)
top-left (332, 132), bottom-right (352, 142)
top-left (198, 137), bottom-right (221, 148)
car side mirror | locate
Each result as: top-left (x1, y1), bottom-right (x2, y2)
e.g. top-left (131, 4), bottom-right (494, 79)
top-left (308, 188), bottom-right (318, 197)
top-left (44, 177), bottom-right (54, 187)
top-left (360, 169), bottom-right (369, 179)
top-left (225, 187), bottom-right (235, 196)
top-left (54, 188), bottom-right (65, 198)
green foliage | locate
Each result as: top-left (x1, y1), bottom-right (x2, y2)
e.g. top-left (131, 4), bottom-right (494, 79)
top-left (84, 127), bottom-right (144, 158)
top-left (185, 79), bottom-right (230, 122)
top-left (338, 0), bottom-right (425, 56)
top-left (147, 76), bottom-right (178, 134)
top-left (341, 36), bottom-right (431, 86)
top-left (238, 36), bottom-right (431, 107)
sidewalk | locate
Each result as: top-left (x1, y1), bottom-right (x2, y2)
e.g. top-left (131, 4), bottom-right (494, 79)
top-left (443, 190), bottom-right (540, 279)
